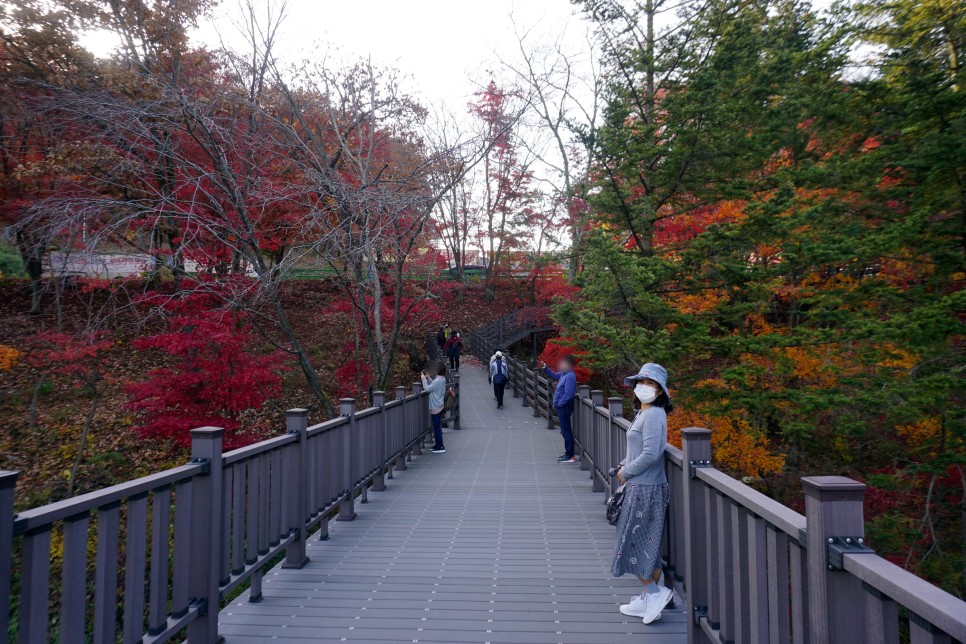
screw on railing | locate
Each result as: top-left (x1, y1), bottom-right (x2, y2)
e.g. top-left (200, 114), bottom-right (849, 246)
top-left (371, 391), bottom-right (387, 492)
top-left (803, 476), bottom-right (867, 644)
top-left (0, 470), bottom-right (18, 640)
top-left (186, 427), bottom-right (223, 644)
top-left (338, 399), bottom-right (358, 522)
top-left (681, 428), bottom-right (714, 644)
top-left (394, 386), bottom-right (408, 472)
top-left (282, 409), bottom-right (312, 564)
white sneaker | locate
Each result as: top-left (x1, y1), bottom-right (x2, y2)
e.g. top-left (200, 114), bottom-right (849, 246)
top-left (618, 594), bottom-right (648, 618)
top-left (641, 587), bottom-right (673, 624)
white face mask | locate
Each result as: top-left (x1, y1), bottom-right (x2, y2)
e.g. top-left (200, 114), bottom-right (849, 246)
top-left (634, 383), bottom-right (659, 404)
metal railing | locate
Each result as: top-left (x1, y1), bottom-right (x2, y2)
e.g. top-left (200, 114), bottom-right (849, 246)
top-left (1, 379), bottom-right (454, 643)
top-left (467, 323), bottom-right (966, 644)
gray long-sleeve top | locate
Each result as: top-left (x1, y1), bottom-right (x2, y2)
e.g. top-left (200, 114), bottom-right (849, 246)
top-left (422, 375), bottom-right (446, 413)
top-left (619, 406), bottom-right (668, 485)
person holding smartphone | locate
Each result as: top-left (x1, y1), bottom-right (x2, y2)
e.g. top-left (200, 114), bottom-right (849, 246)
top-left (540, 354), bottom-right (578, 463)
top-left (421, 360), bottom-right (451, 454)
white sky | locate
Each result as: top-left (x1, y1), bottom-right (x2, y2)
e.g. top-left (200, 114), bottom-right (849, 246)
top-left (82, 0), bottom-right (593, 114)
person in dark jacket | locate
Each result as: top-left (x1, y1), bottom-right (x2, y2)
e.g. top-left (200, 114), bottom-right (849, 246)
top-left (541, 354), bottom-right (578, 463)
top-left (444, 332), bottom-right (463, 371)
top-left (436, 326), bottom-right (446, 348)
top-left (489, 351), bottom-right (509, 409)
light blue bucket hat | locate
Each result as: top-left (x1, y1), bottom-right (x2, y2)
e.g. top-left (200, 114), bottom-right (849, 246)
top-left (623, 363), bottom-right (670, 399)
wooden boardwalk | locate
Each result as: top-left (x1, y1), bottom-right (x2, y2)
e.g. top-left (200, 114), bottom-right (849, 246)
top-left (217, 361), bottom-right (687, 643)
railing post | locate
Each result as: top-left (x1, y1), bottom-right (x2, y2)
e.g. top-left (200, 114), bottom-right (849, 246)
top-left (546, 377), bottom-right (555, 429)
top-left (681, 428), bottom-right (714, 644)
top-left (338, 398), bottom-right (358, 522)
top-left (577, 386), bottom-right (591, 471)
top-left (395, 386), bottom-right (408, 472)
top-left (511, 359), bottom-right (520, 398)
top-left (411, 382), bottom-right (423, 456)
top-left (522, 366), bottom-right (531, 408)
top-left (187, 427), bottom-right (224, 644)
top-left (452, 374), bottom-right (461, 430)
top-left (533, 369), bottom-right (541, 418)
top-left (282, 409), bottom-right (310, 568)
top-left (607, 397), bottom-right (623, 496)
top-left (0, 470), bottom-right (18, 640)
top-left (803, 476), bottom-right (868, 644)
top-left (591, 391), bottom-right (605, 492)
top-left (371, 392), bottom-right (387, 492)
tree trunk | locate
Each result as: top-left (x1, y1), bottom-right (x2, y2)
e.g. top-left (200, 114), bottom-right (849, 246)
top-left (67, 393), bottom-right (98, 497)
top-left (272, 297), bottom-right (335, 417)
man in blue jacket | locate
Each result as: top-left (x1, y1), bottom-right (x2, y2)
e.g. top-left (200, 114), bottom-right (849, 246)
top-left (541, 354), bottom-right (578, 463)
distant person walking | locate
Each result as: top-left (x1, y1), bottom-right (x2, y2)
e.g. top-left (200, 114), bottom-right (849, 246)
top-left (541, 354), bottom-right (578, 463)
top-left (436, 326), bottom-right (446, 348)
top-left (443, 323), bottom-right (452, 340)
top-left (613, 363), bottom-right (673, 624)
top-left (489, 351), bottom-right (509, 410)
top-left (444, 332), bottom-right (463, 371)
top-left (487, 350), bottom-right (503, 383)
top-left (421, 360), bottom-right (452, 454)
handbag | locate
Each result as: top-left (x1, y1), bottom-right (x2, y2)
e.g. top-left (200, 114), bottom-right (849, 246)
top-left (606, 484), bottom-right (626, 526)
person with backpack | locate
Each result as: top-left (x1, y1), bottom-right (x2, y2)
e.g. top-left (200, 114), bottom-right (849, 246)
top-left (436, 326), bottom-right (446, 348)
top-left (489, 351), bottom-right (509, 409)
top-left (444, 332), bottom-right (463, 371)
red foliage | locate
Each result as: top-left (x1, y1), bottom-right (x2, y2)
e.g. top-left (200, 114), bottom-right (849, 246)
top-left (334, 359), bottom-right (372, 399)
top-left (126, 292), bottom-right (288, 449)
top-left (27, 331), bottom-right (114, 383)
top-left (539, 336), bottom-right (593, 383)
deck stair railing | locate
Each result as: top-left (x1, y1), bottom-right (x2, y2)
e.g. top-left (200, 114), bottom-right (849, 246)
top-left (1, 374), bottom-right (456, 643)
top-left (468, 322), bottom-right (966, 644)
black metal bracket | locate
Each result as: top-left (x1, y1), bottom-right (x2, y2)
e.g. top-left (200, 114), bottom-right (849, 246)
top-left (190, 597), bottom-right (209, 617)
top-left (190, 457), bottom-right (211, 475)
top-left (692, 605), bottom-right (708, 626)
top-left (689, 459), bottom-right (712, 479)
top-left (826, 536), bottom-right (874, 570)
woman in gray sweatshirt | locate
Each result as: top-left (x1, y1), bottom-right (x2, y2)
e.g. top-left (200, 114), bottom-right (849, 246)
top-left (420, 361), bottom-right (449, 454)
top-left (613, 363), bottom-right (674, 625)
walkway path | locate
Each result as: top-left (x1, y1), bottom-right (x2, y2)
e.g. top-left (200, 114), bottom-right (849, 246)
top-left (218, 362), bottom-right (687, 643)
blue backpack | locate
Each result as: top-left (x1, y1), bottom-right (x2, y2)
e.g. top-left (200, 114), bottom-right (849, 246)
top-left (492, 360), bottom-right (508, 384)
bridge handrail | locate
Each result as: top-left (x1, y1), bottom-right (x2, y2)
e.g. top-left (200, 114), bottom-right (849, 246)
top-left (467, 321), bottom-right (966, 644)
top-left (1, 373), bottom-right (455, 643)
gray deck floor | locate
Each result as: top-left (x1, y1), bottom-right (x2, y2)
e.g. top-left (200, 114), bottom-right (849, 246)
top-left (218, 360), bottom-right (687, 643)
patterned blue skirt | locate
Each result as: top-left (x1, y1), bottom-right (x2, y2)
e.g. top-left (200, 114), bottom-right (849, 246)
top-left (611, 482), bottom-right (670, 578)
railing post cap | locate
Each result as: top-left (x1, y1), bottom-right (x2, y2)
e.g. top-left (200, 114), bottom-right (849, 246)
top-left (394, 385), bottom-right (406, 391)
top-left (607, 396), bottom-right (622, 403)
top-left (285, 408), bottom-right (309, 417)
top-left (0, 470), bottom-right (19, 487)
top-left (681, 427), bottom-right (712, 439)
top-left (189, 426), bottom-right (224, 438)
top-left (802, 475), bottom-right (866, 500)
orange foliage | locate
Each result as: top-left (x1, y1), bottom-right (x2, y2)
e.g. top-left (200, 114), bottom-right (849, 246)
top-left (670, 407), bottom-right (785, 479)
top-left (0, 345), bottom-right (19, 371)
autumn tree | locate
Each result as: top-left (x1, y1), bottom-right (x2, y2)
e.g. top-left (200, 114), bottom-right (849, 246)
top-left (469, 80), bottom-right (535, 300)
top-left (502, 19), bottom-right (603, 281)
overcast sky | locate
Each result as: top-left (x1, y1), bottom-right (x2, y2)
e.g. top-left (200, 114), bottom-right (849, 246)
top-left (82, 0), bottom-right (593, 114)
